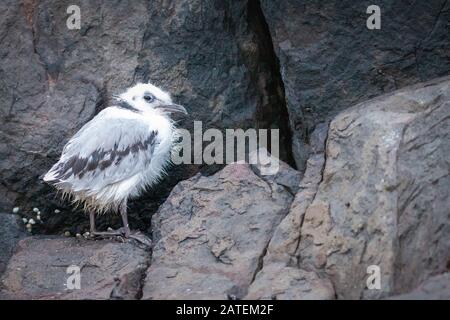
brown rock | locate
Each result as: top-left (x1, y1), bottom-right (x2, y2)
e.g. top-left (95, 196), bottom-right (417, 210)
top-left (142, 156), bottom-right (297, 300)
top-left (295, 76), bottom-right (450, 299)
top-left (246, 263), bottom-right (335, 300)
top-left (388, 273), bottom-right (450, 300)
top-left (246, 124), bottom-right (332, 299)
top-left (249, 76), bottom-right (450, 300)
top-left (0, 236), bottom-right (149, 299)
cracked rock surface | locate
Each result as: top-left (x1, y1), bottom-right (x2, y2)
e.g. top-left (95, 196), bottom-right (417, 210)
top-left (0, 236), bottom-right (150, 299)
top-left (388, 273), bottom-right (450, 300)
top-left (142, 156), bottom-right (299, 299)
top-left (255, 76), bottom-right (450, 300)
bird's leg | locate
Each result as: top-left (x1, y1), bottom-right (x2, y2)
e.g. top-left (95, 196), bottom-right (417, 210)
top-left (119, 201), bottom-right (131, 238)
top-left (90, 210), bottom-right (125, 238)
top-left (89, 203), bottom-right (151, 247)
top-left (119, 201), bottom-right (152, 247)
top-left (89, 211), bottom-right (96, 234)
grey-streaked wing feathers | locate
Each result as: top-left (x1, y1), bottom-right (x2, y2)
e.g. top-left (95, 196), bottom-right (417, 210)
top-left (45, 109), bottom-right (158, 194)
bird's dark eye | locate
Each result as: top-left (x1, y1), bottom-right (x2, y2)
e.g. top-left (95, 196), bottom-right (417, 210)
top-left (143, 94), bottom-right (154, 102)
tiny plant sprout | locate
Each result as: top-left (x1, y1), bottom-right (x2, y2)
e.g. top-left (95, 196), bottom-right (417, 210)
top-left (12, 207), bottom-right (19, 214)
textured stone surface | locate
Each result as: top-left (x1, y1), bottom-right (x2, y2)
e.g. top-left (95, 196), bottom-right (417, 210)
top-left (0, 236), bottom-right (149, 299)
top-left (246, 263), bottom-right (335, 300)
top-left (261, 0), bottom-right (450, 169)
top-left (0, 214), bottom-right (27, 276)
top-left (142, 156), bottom-right (298, 299)
top-left (262, 123), bottom-right (328, 265)
top-left (247, 77), bottom-right (450, 300)
top-left (293, 77), bottom-right (450, 299)
top-left (0, 0), bottom-right (292, 234)
top-left (388, 273), bottom-right (450, 300)
top-left (246, 123), bottom-right (330, 299)
top-left (249, 148), bottom-right (303, 196)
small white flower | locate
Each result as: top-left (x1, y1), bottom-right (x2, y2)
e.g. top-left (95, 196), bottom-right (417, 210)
top-left (33, 208), bottom-right (39, 213)
top-left (54, 209), bottom-right (61, 214)
top-left (26, 223), bottom-right (32, 229)
top-left (22, 218), bottom-right (28, 223)
top-left (76, 233), bottom-right (81, 238)
top-left (12, 207), bottom-right (19, 214)
top-left (29, 218), bottom-right (36, 225)
top-left (36, 215), bottom-right (41, 221)
top-left (64, 231), bottom-right (71, 237)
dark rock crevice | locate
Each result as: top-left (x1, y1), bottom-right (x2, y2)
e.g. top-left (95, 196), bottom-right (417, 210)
top-left (131, 250), bottom-right (152, 300)
top-left (249, 238), bottom-right (270, 287)
top-left (245, 0), bottom-right (296, 169)
top-left (127, 0), bottom-right (299, 237)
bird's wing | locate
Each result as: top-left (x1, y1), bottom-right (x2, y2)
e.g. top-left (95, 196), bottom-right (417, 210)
top-left (44, 107), bottom-right (159, 193)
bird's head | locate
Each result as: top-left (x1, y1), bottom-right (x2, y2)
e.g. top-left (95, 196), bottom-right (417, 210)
top-left (113, 83), bottom-right (188, 116)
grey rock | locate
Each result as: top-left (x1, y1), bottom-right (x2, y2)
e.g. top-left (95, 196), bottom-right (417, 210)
top-left (293, 76), bottom-right (450, 299)
top-left (261, 0), bottom-right (450, 170)
top-left (388, 273), bottom-right (450, 300)
top-left (249, 148), bottom-right (302, 195)
top-left (0, 214), bottom-right (27, 276)
top-left (142, 155), bottom-right (297, 299)
top-left (245, 123), bottom-right (331, 299)
top-left (0, 236), bottom-right (149, 299)
top-left (260, 125), bottom-right (327, 266)
top-left (249, 77), bottom-right (450, 300)
top-left (246, 263), bottom-right (335, 300)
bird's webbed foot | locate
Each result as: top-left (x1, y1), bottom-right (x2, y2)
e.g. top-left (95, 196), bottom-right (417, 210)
top-left (91, 228), bottom-right (152, 248)
top-left (91, 227), bottom-right (126, 239)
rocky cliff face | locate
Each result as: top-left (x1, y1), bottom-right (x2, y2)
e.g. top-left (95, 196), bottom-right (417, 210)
top-left (0, 0), bottom-right (449, 299)
top-left (251, 76), bottom-right (450, 299)
top-left (261, 0), bottom-right (450, 170)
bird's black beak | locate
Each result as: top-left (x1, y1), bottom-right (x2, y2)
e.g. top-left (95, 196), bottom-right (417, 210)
top-left (157, 104), bottom-right (188, 115)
